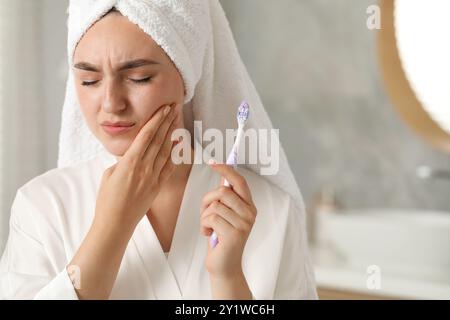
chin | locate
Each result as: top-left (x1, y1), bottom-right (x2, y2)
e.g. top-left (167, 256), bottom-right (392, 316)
top-left (102, 139), bottom-right (132, 157)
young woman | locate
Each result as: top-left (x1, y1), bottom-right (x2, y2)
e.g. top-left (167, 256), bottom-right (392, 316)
top-left (0, 1), bottom-right (317, 300)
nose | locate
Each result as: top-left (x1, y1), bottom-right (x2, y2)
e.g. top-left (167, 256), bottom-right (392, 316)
top-left (102, 80), bottom-right (127, 113)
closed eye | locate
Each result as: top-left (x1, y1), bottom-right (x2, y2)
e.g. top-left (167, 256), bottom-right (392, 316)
top-left (81, 77), bottom-right (153, 87)
top-left (130, 77), bottom-right (152, 84)
top-left (81, 80), bottom-right (98, 86)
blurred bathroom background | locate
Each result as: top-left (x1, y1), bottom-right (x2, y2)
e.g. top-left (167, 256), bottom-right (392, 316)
top-left (0, 0), bottom-right (449, 299)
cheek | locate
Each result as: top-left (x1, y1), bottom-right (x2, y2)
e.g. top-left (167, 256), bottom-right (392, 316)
top-left (127, 85), bottom-right (163, 125)
top-left (152, 68), bottom-right (185, 102)
top-left (75, 85), bottom-right (99, 126)
top-left (129, 74), bottom-right (184, 117)
top-left (165, 71), bottom-right (185, 100)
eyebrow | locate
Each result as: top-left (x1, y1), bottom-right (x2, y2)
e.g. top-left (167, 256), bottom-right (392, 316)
top-left (73, 59), bottom-right (160, 72)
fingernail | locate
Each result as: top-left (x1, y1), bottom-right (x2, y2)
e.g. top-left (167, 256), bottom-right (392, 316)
top-left (164, 105), bottom-right (171, 116)
top-left (210, 233), bottom-right (218, 248)
top-left (208, 159), bottom-right (216, 166)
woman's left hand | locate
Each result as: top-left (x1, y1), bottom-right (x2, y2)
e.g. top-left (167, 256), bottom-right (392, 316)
top-left (200, 161), bottom-right (257, 280)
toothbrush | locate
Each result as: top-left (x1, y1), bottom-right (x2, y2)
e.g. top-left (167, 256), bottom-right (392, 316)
top-left (210, 101), bottom-right (250, 248)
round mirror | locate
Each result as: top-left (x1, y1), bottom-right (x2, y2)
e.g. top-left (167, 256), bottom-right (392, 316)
top-left (378, 0), bottom-right (450, 153)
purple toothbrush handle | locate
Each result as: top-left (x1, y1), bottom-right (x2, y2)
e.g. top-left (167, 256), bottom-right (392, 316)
top-left (209, 149), bottom-right (238, 248)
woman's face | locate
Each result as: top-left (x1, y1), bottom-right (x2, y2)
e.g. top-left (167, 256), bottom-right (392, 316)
top-left (73, 11), bottom-right (185, 156)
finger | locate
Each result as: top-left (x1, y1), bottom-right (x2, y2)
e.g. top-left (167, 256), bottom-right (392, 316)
top-left (208, 161), bottom-right (253, 203)
top-left (200, 201), bottom-right (244, 235)
top-left (201, 186), bottom-right (255, 223)
top-left (200, 209), bottom-right (214, 236)
top-left (201, 212), bottom-right (234, 239)
top-left (124, 105), bottom-right (171, 161)
top-left (143, 104), bottom-right (177, 164)
top-left (104, 163), bottom-right (118, 176)
top-left (153, 114), bottom-right (179, 174)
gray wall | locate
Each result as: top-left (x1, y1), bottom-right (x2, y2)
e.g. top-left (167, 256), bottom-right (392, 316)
top-left (41, 0), bottom-right (68, 169)
top-left (0, 0), bottom-right (68, 252)
top-left (220, 0), bottom-right (450, 211)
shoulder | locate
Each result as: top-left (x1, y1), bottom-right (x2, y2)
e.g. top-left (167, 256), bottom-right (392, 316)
top-left (19, 156), bottom-right (101, 199)
top-left (12, 155), bottom-right (104, 226)
top-left (5, 157), bottom-right (105, 261)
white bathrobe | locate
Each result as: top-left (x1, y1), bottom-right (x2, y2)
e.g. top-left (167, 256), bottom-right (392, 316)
top-left (0, 149), bottom-right (318, 300)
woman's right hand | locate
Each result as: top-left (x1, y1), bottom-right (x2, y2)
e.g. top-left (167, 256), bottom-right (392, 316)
top-left (94, 103), bottom-right (179, 231)
top-left (68, 104), bottom-right (178, 299)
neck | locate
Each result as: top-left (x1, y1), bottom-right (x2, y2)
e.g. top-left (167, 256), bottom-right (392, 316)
top-left (163, 146), bottom-right (194, 190)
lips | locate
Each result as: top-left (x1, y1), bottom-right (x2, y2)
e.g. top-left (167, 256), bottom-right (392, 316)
top-left (101, 122), bottom-right (135, 135)
top-left (101, 121), bottom-right (135, 127)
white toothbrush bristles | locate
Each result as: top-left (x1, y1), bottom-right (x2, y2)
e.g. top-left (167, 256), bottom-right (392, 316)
top-left (237, 101), bottom-right (250, 124)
